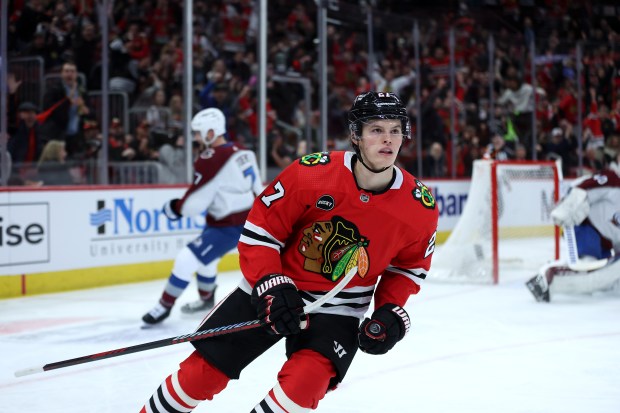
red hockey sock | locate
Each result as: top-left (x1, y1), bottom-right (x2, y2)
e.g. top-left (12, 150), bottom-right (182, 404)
top-left (177, 350), bottom-right (230, 401)
top-left (276, 349), bottom-right (337, 409)
top-left (140, 351), bottom-right (230, 413)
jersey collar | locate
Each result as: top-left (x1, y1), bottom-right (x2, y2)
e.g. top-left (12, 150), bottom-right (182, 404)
top-left (344, 151), bottom-right (404, 191)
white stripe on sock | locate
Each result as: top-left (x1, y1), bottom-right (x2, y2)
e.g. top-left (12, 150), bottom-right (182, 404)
top-left (171, 371), bottom-right (201, 407)
top-left (272, 384), bottom-right (310, 413)
top-left (144, 401), bottom-right (155, 413)
top-left (152, 390), bottom-right (169, 413)
top-left (252, 403), bottom-right (266, 413)
top-left (161, 378), bottom-right (194, 412)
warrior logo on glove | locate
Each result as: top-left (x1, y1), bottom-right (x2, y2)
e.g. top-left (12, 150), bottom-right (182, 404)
top-left (298, 215), bottom-right (370, 281)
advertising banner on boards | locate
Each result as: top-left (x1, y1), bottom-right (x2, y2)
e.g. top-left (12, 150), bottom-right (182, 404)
top-left (0, 180), bottom-right (474, 277)
top-left (0, 187), bottom-right (202, 276)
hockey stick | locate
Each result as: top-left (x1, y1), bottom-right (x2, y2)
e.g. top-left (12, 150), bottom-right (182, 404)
top-left (14, 266), bottom-right (358, 378)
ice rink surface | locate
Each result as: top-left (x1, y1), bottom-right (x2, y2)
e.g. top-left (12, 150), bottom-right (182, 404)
top-left (1, 268), bottom-right (619, 413)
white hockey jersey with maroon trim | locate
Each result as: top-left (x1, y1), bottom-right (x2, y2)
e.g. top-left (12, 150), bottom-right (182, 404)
top-left (175, 142), bottom-right (263, 227)
top-left (577, 169), bottom-right (620, 252)
top-left (238, 151), bottom-right (439, 318)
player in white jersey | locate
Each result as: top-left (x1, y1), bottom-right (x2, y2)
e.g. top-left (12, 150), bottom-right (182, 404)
top-left (142, 108), bottom-right (263, 324)
top-left (526, 152), bottom-right (620, 302)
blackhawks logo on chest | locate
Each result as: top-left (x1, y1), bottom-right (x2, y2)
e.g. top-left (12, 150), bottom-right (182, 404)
top-left (297, 216), bottom-right (370, 282)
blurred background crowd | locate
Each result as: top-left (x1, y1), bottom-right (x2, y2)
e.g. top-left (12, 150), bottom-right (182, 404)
top-left (3, 0), bottom-right (620, 186)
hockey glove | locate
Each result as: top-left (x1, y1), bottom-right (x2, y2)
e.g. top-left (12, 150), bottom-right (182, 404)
top-left (358, 304), bottom-right (411, 355)
top-left (251, 274), bottom-right (309, 336)
top-left (162, 198), bottom-right (182, 221)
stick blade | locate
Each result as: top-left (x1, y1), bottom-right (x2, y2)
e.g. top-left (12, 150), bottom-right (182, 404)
top-left (14, 366), bottom-right (44, 377)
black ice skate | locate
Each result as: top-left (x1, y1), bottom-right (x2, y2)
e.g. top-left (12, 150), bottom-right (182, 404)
top-left (181, 287), bottom-right (216, 314)
top-left (142, 303), bottom-right (171, 324)
top-left (525, 275), bottom-right (550, 302)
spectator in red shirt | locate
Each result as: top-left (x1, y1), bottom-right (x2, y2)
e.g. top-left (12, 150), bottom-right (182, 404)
top-left (237, 86), bottom-right (277, 139)
top-left (147, 0), bottom-right (176, 48)
top-left (424, 46), bottom-right (450, 80)
top-left (583, 89), bottom-right (606, 149)
top-left (556, 82), bottom-right (578, 125)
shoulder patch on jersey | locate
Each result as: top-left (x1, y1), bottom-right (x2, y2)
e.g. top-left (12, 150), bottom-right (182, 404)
top-left (593, 173), bottom-right (608, 185)
top-left (298, 216), bottom-right (369, 281)
top-left (300, 152), bottom-right (330, 166)
top-left (200, 148), bottom-right (215, 159)
top-left (412, 179), bottom-right (436, 209)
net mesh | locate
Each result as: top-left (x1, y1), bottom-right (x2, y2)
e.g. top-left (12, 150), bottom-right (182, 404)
top-left (429, 160), bottom-right (560, 284)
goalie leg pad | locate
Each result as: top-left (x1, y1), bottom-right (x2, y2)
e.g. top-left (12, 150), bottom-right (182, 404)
top-left (550, 257), bottom-right (620, 295)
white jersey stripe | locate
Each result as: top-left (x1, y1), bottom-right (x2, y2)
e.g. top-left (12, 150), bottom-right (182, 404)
top-left (239, 234), bottom-right (281, 251)
top-left (238, 279), bottom-right (371, 319)
top-left (386, 266), bottom-right (427, 285)
top-left (244, 221), bottom-right (285, 247)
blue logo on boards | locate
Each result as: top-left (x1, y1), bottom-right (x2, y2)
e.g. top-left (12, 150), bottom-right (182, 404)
top-left (431, 187), bottom-right (468, 217)
top-left (90, 198), bottom-right (204, 236)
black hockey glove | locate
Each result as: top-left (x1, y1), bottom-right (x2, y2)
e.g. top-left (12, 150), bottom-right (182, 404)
top-left (251, 274), bottom-right (309, 336)
top-left (162, 198), bottom-right (182, 221)
top-left (358, 304), bottom-right (411, 355)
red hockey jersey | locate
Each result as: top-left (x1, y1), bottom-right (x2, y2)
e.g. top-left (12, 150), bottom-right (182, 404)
top-left (238, 151), bottom-right (439, 319)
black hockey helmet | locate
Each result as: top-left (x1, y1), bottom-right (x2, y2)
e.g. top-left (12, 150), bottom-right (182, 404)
top-left (348, 91), bottom-right (411, 140)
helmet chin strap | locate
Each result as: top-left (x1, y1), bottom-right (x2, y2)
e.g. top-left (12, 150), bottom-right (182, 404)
top-left (352, 141), bottom-right (390, 174)
top-left (352, 133), bottom-right (406, 174)
top-left (204, 135), bottom-right (217, 146)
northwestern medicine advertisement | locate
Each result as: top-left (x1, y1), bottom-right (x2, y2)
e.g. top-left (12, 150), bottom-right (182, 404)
top-left (0, 187), bottom-right (204, 275)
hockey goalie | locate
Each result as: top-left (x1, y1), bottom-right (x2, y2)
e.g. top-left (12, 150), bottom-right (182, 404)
top-left (526, 153), bottom-right (620, 302)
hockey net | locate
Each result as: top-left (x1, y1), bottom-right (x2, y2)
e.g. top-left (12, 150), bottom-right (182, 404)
top-left (429, 160), bottom-right (561, 284)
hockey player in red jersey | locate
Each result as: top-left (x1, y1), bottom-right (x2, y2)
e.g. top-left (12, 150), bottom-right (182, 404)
top-left (142, 108), bottom-right (263, 324)
top-left (526, 152), bottom-right (620, 302)
top-left (139, 92), bottom-right (439, 412)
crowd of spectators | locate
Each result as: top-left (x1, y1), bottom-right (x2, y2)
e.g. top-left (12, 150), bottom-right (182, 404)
top-left (4, 0), bottom-right (620, 186)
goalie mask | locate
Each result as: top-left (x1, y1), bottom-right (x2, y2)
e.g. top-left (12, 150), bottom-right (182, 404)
top-left (348, 91), bottom-right (411, 173)
top-left (191, 108), bottom-right (226, 146)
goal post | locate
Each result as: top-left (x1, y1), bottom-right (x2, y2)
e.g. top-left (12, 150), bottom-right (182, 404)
top-left (430, 159), bottom-right (561, 284)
